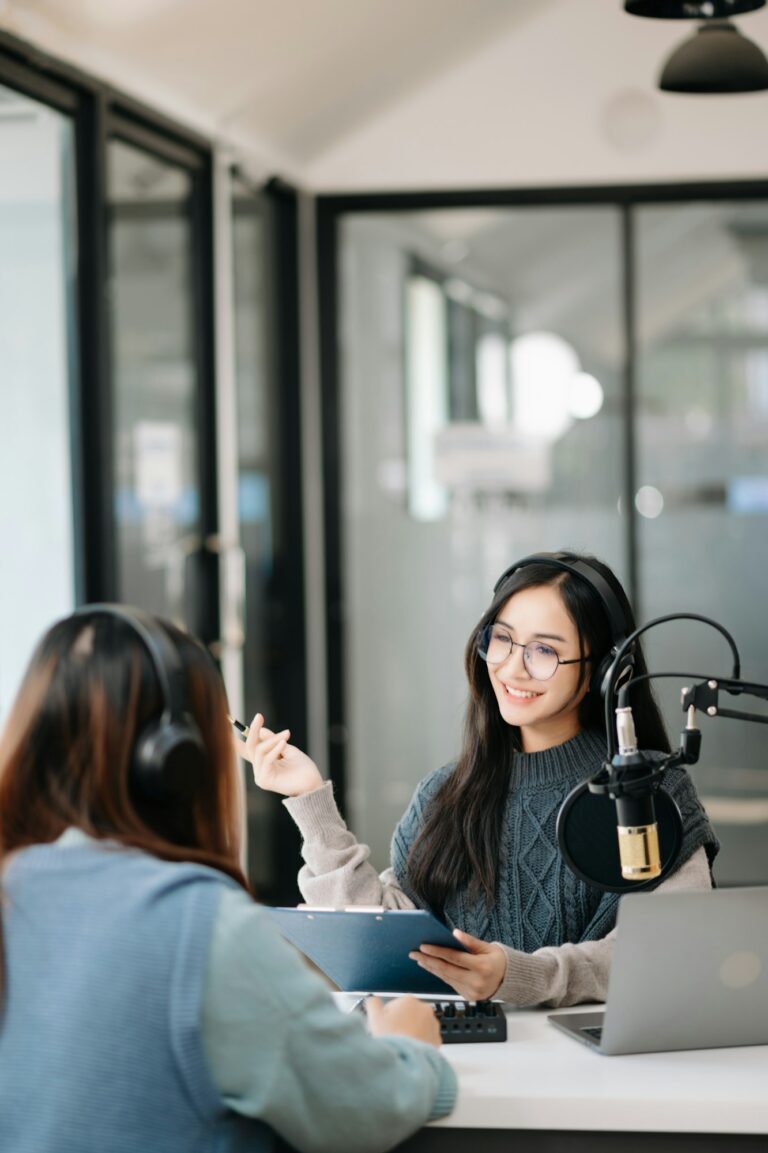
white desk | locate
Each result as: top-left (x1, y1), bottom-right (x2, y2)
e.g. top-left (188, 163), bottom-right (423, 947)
top-left (396, 1006), bottom-right (768, 1152)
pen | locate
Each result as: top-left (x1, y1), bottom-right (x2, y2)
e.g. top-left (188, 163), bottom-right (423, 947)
top-left (228, 714), bottom-right (250, 741)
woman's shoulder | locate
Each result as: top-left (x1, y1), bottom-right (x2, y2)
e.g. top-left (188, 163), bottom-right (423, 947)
top-left (656, 761), bottom-right (706, 811)
top-left (74, 834), bottom-right (244, 900)
top-left (390, 763), bottom-right (457, 885)
top-left (392, 762), bottom-right (457, 840)
top-left (410, 761), bottom-right (458, 807)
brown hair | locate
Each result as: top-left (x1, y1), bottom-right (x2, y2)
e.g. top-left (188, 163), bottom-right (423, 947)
top-left (0, 610), bottom-right (249, 999)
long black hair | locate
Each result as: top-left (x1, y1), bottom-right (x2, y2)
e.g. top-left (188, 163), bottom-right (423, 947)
top-left (406, 551), bottom-right (670, 915)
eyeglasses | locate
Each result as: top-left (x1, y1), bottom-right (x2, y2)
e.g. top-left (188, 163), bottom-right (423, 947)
top-left (477, 623), bottom-right (590, 681)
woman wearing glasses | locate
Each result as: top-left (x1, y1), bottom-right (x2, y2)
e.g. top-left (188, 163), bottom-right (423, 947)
top-left (244, 551), bottom-right (718, 1006)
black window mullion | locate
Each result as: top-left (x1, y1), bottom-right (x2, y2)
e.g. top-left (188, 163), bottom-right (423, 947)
top-left (254, 178), bottom-right (306, 900)
top-left (108, 111), bottom-right (205, 173)
top-left (189, 154), bottom-right (220, 647)
top-left (257, 180), bottom-right (307, 753)
top-left (316, 199), bottom-right (346, 810)
top-left (0, 36), bottom-right (78, 111)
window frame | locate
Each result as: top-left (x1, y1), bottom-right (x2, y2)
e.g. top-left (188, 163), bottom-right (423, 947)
top-left (317, 180), bottom-right (768, 811)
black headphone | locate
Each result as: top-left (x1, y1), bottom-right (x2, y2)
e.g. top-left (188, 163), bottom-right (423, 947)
top-left (491, 552), bottom-right (635, 700)
top-left (73, 604), bottom-right (208, 800)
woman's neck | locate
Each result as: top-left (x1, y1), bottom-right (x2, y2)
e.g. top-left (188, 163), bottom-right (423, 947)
top-left (519, 715), bottom-right (582, 753)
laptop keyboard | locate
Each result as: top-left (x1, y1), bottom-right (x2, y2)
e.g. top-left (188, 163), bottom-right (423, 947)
top-left (581, 1025), bottom-right (604, 1041)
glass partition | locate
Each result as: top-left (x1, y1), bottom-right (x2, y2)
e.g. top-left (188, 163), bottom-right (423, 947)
top-left (0, 82), bottom-right (77, 721)
top-left (636, 201), bottom-right (768, 884)
top-left (338, 208), bottom-right (625, 864)
top-left (107, 138), bottom-right (202, 627)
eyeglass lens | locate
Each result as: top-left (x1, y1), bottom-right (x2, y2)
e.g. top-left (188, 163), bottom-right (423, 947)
top-left (479, 625), bottom-right (560, 680)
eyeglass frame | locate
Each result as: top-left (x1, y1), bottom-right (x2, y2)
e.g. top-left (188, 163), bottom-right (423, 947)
top-left (477, 622), bottom-right (591, 682)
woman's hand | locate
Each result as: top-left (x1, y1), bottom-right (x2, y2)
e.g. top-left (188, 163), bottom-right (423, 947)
top-left (409, 929), bottom-right (506, 1001)
top-left (365, 995), bottom-right (442, 1047)
top-left (237, 712), bottom-right (324, 797)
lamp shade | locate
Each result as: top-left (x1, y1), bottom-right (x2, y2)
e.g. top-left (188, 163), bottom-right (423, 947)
top-left (626, 1), bottom-right (765, 16)
top-left (659, 20), bottom-right (768, 91)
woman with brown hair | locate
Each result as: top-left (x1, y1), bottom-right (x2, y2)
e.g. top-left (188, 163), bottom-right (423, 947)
top-left (247, 551), bottom-right (718, 1007)
top-left (0, 607), bottom-right (455, 1153)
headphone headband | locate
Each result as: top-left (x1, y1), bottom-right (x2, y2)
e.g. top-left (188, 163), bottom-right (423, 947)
top-left (493, 553), bottom-right (630, 641)
top-left (491, 552), bottom-right (635, 700)
top-left (72, 603), bottom-right (188, 723)
top-left (71, 603), bottom-right (206, 798)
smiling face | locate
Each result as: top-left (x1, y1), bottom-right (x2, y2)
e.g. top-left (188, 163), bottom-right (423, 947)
top-left (486, 581), bottom-right (590, 752)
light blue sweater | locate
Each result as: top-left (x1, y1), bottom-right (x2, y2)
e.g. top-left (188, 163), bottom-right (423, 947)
top-left (0, 834), bottom-right (456, 1153)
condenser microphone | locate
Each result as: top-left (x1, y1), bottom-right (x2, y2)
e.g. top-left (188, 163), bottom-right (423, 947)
top-left (611, 706), bottom-right (661, 881)
top-left (557, 706), bottom-right (685, 892)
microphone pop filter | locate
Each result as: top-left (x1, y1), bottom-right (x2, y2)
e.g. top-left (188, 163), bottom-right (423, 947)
top-left (556, 781), bottom-right (683, 893)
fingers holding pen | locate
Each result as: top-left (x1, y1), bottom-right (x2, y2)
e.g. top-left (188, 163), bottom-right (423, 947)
top-left (242, 711), bottom-right (264, 754)
top-left (242, 712), bottom-right (280, 753)
top-left (246, 714), bottom-right (289, 775)
top-left (237, 712), bottom-right (324, 797)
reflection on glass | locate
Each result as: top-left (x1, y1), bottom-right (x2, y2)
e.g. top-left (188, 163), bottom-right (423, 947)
top-left (0, 83), bottom-right (77, 720)
top-left (107, 139), bottom-right (199, 625)
top-left (510, 331), bottom-right (579, 440)
top-left (570, 372), bottom-right (604, 421)
top-left (476, 329), bottom-right (509, 426)
top-left (636, 201), bottom-right (768, 884)
top-left (339, 208), bottom-right (623, 864)
top-left (405, 275), bottom-right (448, 521)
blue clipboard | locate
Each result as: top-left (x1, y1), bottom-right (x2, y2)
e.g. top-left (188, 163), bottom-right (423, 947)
top-left (267, 906), bottom-right (468, 994)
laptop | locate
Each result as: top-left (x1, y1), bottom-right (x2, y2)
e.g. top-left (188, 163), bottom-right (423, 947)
top-left (548, 886), bottom-right (768, 1055)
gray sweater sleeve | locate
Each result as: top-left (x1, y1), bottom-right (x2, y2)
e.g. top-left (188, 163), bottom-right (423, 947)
top-left (200, 887), bottom-right (456, 1153)
top-left (494, 846), bottom-right (713, 1007)
top-left (282, 782), bottom-right (417, 909)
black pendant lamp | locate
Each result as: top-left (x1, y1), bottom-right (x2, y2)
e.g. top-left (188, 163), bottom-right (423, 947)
top-left (660, 19), bottom-right (768, 90)
top-left (625, 0), bottom-right (768, 93)
top-left (626, 1), bottom-right (764, 15)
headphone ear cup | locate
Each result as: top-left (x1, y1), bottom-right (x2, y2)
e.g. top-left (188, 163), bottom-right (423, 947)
top-left (592, 644), bottom-right (635, 701)
top-left (131, 719), bottom-right (207, 800)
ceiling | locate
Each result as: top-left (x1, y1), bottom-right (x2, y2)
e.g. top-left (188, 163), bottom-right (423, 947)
top-left (3, 0), bottom-right (768, 191)
top-left (2, 0), bottom-right (551, 173)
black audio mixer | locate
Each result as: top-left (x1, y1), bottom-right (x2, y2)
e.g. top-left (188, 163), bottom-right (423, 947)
top-left (433, 1000), bottom-right (507, 1043)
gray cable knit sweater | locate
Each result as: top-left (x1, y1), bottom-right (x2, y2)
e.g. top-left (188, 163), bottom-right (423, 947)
top-left (284, 728), bottom-right (718, 1007)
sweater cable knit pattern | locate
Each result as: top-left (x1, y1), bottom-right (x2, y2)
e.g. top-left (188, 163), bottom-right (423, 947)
top-left (390, 728), bottom-right (719, 952)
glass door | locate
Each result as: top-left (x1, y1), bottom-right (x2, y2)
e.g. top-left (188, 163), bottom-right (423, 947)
top-left (106, 127), bottom-right (217, 640)
top-left (334, 207), bottom-right (625, 864)
top-left (0, 79), bottom-right (78, 721)
top-left (635, 200), bottom-right (768, 884)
